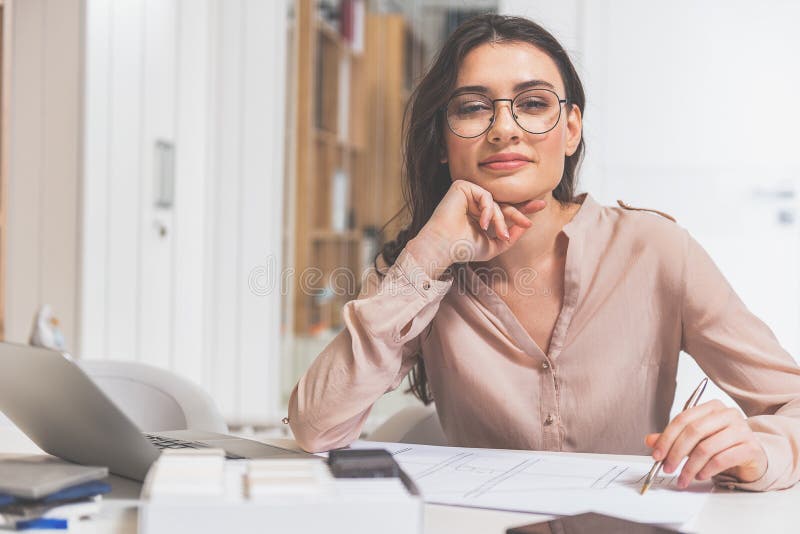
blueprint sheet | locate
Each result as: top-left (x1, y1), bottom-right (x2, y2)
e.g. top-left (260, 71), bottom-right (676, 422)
top-left (351, 441), bottom-right (712, 525)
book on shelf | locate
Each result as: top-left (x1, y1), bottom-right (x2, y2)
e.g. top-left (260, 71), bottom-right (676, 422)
top-left (337, 56), bottom-right (351, 142)
top-left (331, 169), bottom-right (350, 232)
top-left (316, 0), bottom-right (341, 32)
top-left (339, 0), bottom-right (365, 52)
top-left (351, 0), bottom-right (365, 53)
top-left (340, 0), bottom-right (353, 42)
top-left (314, 33), bottom-right (325, 129)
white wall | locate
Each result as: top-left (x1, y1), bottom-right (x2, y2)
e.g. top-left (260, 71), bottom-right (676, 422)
top-left (498, 0), bottom-right (581, 54)
top-left (80, 0), bottom-right (288, 424)
top-left (5, 0), bottom-right (82, 347)
top-left (205, 0), bottom-right (289, 423)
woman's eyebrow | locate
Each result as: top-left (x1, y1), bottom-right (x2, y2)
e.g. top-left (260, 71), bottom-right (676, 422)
top-left (451, 79), bottom-right (557, 96)
top-left (514, 79), bottom-right (556, 92)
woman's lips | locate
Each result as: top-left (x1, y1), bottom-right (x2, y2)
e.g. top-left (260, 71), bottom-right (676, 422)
top-left (480, 159), bottom-right (530, 171)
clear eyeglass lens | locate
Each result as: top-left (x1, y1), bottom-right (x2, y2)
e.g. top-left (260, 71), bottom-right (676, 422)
top-left (446, 89), bottom-right (560, 137)
top-left (446, 93), bottom-right (493, 137)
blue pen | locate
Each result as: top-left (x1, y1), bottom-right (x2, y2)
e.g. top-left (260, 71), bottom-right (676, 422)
top-left (15, 517), bottom-right (68, 530)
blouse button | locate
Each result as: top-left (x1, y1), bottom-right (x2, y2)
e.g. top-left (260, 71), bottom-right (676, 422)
top-left (542, 361), bottom-right (550, 369)
top-left (544, 414), bottom-right (554, 425)
top-left (422, 281), bottom-right (431, 290)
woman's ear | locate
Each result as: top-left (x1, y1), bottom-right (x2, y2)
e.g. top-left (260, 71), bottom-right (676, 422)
top-left (564, 104), bottom-right (583, 157)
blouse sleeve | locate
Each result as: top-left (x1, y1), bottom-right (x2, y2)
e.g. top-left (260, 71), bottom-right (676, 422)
top-left (680, 230), bottom-right (800, 491)
top-left (287, 247), bottom-right (453, 452)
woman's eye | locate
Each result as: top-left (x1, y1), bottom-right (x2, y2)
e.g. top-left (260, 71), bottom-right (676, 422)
top-left (517, 99), bottom-right (549, 111)
top-left (459, 102), bottom-right (491, 114)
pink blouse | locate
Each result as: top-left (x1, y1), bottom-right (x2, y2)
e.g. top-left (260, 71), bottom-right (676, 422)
top-left (288, 193), bottom-right (800, 491)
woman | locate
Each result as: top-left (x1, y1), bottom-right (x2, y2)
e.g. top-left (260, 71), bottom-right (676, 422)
top-left (288, 14), bottom-right (800, 491)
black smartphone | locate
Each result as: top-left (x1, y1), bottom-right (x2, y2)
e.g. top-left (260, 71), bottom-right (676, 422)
top-left (327, 449), bottom-right (400, 478)
top-left (327, 448), bottom-right (420, 495)
top-left (506, 512), bottom-right (682, 534)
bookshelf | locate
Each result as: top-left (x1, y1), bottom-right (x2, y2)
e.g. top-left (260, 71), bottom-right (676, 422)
top-left (289, 1), bottom-right (424, 336)
top-left (363, 12), bottom-right (425, 241)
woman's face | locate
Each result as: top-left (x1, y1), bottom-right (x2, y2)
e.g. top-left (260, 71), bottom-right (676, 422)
top-left (443, 41), bottom-right (582, 205)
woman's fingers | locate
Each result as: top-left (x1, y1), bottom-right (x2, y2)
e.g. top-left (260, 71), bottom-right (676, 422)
top-left (500, 204), bottom-right (533, 229)
top-left (646, 398), bottom-right (768, 489)
top-left (492, 203), bottom-right (510, 241)
top-left (661, 406), bottom-right (740, 474)
top-left (476, 191), bottom-right (494, 230)
top-left (479, 206), bottom-right (491, 230)
top-left (696, 440), bottom-right (765, 482)
top-left (506, 220), bottom-right (530, 246)
top-left (456, 180), bottom-right (544, 243)
top-left (516, 199), bottom-right (547, 214)
top-left (651, 400), bottom-right (726, 464)
top-left (490, 201), bottom-right (540, 243)
top-left (677, 427), bottom-right (745, 488)
top-left (644, 433), bottom-right (660, 448)
top-left (456, 180), bottom-right (492, 227)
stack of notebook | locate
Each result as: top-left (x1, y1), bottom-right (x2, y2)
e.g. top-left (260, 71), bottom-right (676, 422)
top-left (0, 457), bottom-right (110, 530)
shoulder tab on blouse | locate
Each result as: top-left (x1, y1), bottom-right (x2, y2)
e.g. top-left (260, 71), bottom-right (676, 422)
top-left (616, 200), bottom-right (677, 222)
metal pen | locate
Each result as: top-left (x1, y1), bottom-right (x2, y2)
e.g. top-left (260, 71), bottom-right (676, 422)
top-left (640, 377), bottom-right (709, 495)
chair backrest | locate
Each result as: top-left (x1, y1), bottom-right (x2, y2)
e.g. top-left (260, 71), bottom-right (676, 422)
top-left (78, 360), bottom-right (228, 434)
top-left (0, 411), bottom-right (12, 427)
top-left (368, 403), bottom-right (448, 446)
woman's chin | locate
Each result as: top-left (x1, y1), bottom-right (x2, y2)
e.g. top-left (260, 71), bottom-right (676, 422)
top-left (480, 177), bottom-right (549, 204)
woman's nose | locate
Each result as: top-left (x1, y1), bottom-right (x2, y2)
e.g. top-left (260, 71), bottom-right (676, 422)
top-left (487, 102), bottom-right (521, 143)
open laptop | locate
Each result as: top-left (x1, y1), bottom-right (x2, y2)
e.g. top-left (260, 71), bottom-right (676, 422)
top-left (0, 342), bottom-right (316, 481)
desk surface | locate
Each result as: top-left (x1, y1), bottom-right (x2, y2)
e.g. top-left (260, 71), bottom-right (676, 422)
top-left (1, 425), bottom-right (797, 533)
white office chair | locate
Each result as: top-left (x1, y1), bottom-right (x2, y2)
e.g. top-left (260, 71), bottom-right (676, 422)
top-left (367, 403), bottom-right (449, 446)
top-left (0, 411), bottom-right (12, 427)
top-left (78, 360), bottom-right (228, 434)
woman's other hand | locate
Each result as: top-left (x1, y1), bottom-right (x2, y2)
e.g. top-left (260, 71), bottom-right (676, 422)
top-left (645, 399), bottom-right (768, 488)
top-left (406, 180), bottom-right (546, 278)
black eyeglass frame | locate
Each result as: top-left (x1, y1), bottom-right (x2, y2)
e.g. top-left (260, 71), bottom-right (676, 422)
top-left (443, 88), bottom-right (569, 139)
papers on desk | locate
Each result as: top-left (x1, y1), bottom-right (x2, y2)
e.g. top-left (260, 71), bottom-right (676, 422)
top-left (351, 441), bottom-right (712, 526)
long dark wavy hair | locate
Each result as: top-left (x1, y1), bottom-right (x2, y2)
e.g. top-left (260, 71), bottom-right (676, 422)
top-left (376, 14), bottom-right (586, 405)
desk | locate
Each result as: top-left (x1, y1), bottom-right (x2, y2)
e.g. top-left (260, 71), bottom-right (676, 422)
top-left (1, 425), bottom-right (798, 533)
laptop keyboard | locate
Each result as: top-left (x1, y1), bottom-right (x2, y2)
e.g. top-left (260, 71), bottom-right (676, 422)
top-left (144, 433), bottom-right (245, 460)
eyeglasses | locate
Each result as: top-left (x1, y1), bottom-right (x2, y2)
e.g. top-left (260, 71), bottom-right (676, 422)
top-left (445, 88), bottom-right (568, 138)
